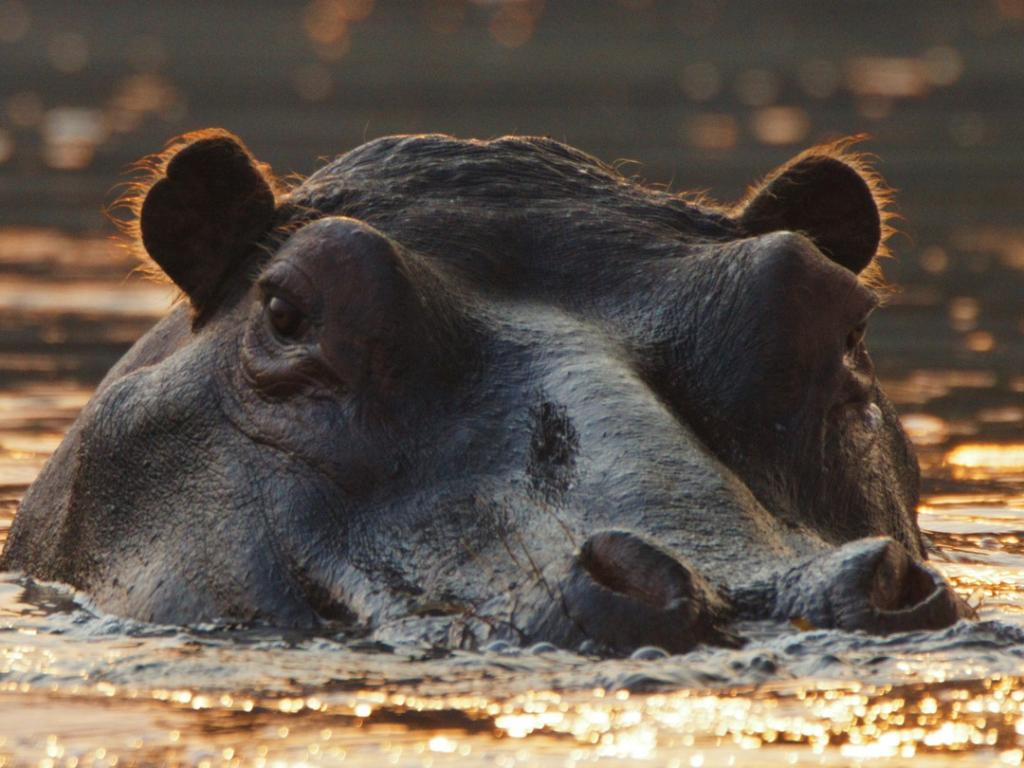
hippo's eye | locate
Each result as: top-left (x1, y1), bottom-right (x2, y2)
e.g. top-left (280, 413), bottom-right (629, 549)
top-left (266, 295), bottom-right (306, 339)
top-left (846, 322), bottom-right (866, 351)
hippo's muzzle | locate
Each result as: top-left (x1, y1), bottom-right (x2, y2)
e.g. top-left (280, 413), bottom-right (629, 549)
top-left (522, 534), bottom-right (970, 655)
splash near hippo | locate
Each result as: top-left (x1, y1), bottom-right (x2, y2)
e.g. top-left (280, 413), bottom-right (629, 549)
top-left (1, 129), bottom-right (972, 654)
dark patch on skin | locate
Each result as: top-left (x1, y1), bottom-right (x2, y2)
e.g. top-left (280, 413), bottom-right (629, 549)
top-left (527, 401), bottom-right (579, 495)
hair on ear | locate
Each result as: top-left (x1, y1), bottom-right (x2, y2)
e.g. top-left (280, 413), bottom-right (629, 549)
top-left (109, 129), bottom-right (291, 315)
top-left (108, 129), bottom-right (291, 304)
top-left (734, 136), bottom-right (899, 289)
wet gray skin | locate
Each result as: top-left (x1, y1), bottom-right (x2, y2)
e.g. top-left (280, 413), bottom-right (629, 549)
top-left (1, 131), bottom-right (972, 654)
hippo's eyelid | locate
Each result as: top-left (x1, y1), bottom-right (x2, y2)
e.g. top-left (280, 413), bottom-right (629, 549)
top-left (257, 275), bottom-right (314, 322)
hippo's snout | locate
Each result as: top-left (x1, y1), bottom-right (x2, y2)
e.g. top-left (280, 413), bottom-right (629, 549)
top-left (527, 531), bottom-right (739, 655)
top-left (761, 537), bottom-right (972, 634)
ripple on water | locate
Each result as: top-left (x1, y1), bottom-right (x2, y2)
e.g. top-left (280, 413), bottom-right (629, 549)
top-left (0, 577), bottom-right (1023, 766)
top-left (0, 278), bottom-right (173, 317)
top-left (0, 384), bottom-right (94, 543)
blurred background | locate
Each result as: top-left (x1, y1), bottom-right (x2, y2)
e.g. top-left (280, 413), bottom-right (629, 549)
top-left (0, 0), bottom-right (1022, 503)
top-left (1, 0), bottom-right (1022, 229)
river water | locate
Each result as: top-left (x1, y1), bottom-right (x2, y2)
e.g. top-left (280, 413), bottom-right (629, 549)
top-left (1, 2), bottom-right (1024, 766)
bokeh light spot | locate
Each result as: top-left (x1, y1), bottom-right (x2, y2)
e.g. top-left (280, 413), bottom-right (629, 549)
top-left (750, 106), bottom-right (810, 145)
top-left (735, 68), bottom-right (780, 107)
top-left (46, 32), bottom-right (90, 74)
top-left (685, 113), bottom-right (739, 151)
top-left (919, 246), bottom-right (949, 274)
top-left (488, 0), bottom-right (544, 49)
top-left (41, 108), bottom-right (108, 171)
top-left (678, 62), bottom-right (721, 102)
top-left (0, 0), bottom-right (30, 43)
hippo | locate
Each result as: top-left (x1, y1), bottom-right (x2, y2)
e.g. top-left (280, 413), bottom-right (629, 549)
top-left (2, 129), bottom-right (971, 654)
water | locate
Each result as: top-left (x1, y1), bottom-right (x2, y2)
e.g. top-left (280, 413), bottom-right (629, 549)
top-left (0, 220), bottom-right (1020, 766)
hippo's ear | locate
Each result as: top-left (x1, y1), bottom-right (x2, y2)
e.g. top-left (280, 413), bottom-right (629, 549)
top-left (737, 146), bottom-right (887, 275)
top-left (140, 130), bottom-right (277, 311)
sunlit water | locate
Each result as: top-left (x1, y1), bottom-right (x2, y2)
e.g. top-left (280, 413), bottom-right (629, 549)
top-left (0, 225), bottom-right (1021, 767)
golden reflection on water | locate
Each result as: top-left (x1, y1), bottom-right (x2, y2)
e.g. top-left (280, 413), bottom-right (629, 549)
top-left (0, 385), bottom-right (93, 498)
top-left (948, 445), bottom-right (1024, 472)
top-left (0, 279), bottom-right (173, 316)
top-left (7, 676), bottom-right (1024, 766)
top-left (0, 1), bottom-right (989, 168)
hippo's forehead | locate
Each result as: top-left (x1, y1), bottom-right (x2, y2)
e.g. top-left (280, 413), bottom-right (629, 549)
top-left (286, 134), bottom-right (741, 287)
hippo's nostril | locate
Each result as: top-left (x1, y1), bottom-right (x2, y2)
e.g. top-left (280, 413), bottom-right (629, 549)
top-left (766, 537), bottom-right (972, 635)
top-left (868, 542), bottom-right (938, 612)
top-left (578, 530), bottom-right (691, 611)
top-left (853, 539), bottom-right (970, 633)
top-left (523, 530), bottom-right (738, 655)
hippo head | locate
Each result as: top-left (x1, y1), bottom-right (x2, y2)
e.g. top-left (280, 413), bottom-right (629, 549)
top-left (2, 130), bottom-right (970, 653)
